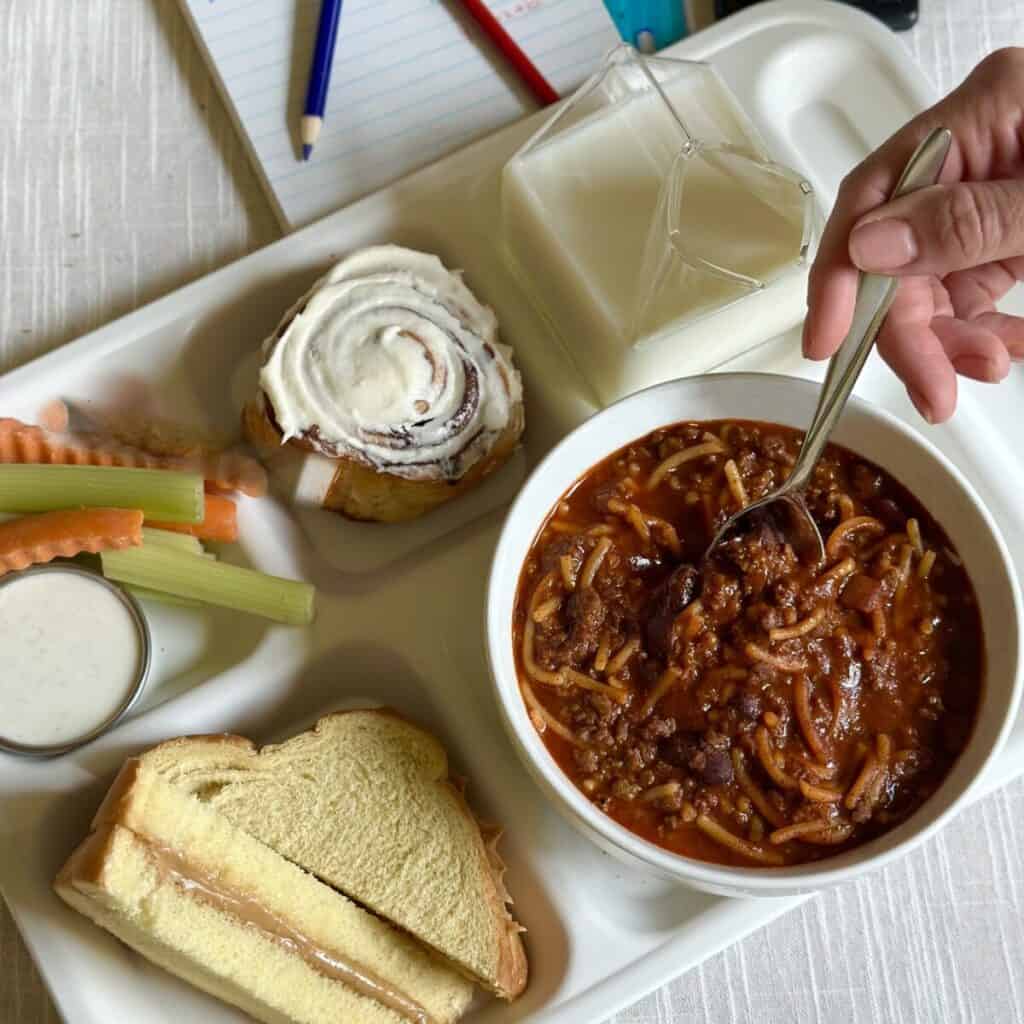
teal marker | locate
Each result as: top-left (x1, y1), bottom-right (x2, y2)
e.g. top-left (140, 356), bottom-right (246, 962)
top-left (602, 0), bottom-right (688, 53)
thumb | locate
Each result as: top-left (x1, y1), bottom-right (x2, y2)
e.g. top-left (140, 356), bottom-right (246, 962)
top-left (847, 180), bottom-right (1024, 276)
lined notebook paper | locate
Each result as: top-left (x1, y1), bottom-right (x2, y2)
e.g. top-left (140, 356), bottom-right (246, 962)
top-left (179, 0), bottom-right (621, 229)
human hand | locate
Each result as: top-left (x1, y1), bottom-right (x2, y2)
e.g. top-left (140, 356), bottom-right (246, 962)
top-left (803, 48), bottom-right (1024, 423)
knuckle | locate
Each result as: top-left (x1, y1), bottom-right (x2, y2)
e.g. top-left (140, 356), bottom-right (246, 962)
top-left (875, 323), bottom-right (909, 367)
top-left (978, 47), bottom-right (1024, 86)
top-left (936, 186), bottom-right (996, 263)
top-left (835, 167), bottom-right (872, 207)
top-left (836, 170), bottom-right (860, 200)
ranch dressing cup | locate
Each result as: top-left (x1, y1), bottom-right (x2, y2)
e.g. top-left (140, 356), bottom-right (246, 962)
top-left (0, 566), bottom-right (151, 757)
top-left (501, 45), bottom-right (817, 406)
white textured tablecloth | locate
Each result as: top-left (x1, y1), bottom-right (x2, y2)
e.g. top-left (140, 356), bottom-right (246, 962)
top-left (3, 2), bottom-right (1024, 1022)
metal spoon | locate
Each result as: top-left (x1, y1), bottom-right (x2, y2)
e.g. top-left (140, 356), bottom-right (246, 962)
top-left (706, 126), bottom-right (953, 566)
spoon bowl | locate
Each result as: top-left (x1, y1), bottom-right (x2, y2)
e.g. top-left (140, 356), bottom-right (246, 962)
top-left (707, 491), bottom-right (824, 566)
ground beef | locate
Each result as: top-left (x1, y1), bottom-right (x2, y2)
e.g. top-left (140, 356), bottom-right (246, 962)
top-left (563, 588), bottom-right (605, 660)
top-left (758, 433), bottom-right (796, 465)
top-left (702, 570), bottom-right (743, 626)
top-left (717, 512), bottom-right (796, 597)
top-left (539, 534), bottom-right (585, 576)
top-left (640, 716), bottom-right (677, 741)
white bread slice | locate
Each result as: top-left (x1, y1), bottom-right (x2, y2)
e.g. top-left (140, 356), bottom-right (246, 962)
top-left (130, 710), bottom-right (527, 999)
top-left (57, 825), bottom-right (412, 1024)
top-left (73, 762), bottom-right (473, 1023)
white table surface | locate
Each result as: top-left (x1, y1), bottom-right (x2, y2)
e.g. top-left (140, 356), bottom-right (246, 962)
top-left (3, 1), bottom-right (1024, 1022)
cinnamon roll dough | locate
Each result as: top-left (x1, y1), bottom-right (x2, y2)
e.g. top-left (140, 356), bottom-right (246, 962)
top-left (245, 246), bottom-right (524, 522)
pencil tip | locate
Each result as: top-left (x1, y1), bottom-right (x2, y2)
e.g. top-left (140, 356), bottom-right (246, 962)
top-left (302, 144), bottom-right (313, 161)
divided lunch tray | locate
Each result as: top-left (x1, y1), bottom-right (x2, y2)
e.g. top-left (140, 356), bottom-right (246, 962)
top-left (4, 3), bottom-right (1024, 1021)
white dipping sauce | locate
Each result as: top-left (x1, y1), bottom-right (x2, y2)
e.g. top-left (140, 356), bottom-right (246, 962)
top-left (0, 571), bottom-right (144, 747)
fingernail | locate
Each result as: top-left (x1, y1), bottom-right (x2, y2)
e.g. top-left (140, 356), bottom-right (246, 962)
top-left (908, 387), bottom-right (935, 424)
top-left (849, 218), bottom-right (918, 271)
top-left (801, 317), bottom-right (828, 361)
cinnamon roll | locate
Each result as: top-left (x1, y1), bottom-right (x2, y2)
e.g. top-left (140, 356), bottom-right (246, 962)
top-left (244, 245), bottom-right (524, 522)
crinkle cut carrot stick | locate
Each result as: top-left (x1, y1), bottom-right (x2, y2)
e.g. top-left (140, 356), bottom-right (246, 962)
top-left (199, 453), bottom-right (267, 498)
top-left (0, 418), bottom-right (267, 497)
top-left (0, 418), bottom-right (168, 471)
top-left (148, 493), bottom-right (238, 544)
top-left (0, 508), bottom-right (143, 576)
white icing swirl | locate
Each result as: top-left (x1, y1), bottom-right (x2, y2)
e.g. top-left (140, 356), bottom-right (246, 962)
top-left (259, 246), bottom-right (522, 482)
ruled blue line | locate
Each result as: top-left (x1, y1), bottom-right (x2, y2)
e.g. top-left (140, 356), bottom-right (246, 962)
top-left (210, 12), bottom-right (317, 62)
top-left (249, 47), bottom-right (492, 142)
top-left (204, 0), bottom-right (425, 42)
top-left (273, 86), bottom-right (511, 193)
top-left (204, 5), bottom-right (315, 47)
top-left (235, 30), bottom-right (471, 111)
top-left (545, 42), bottom-right (612, 80)
top-left (197, 0), bottom-right (313, 28)
top-left (257, 63), bottom-right (497, 159)
top-left (514, 5), bottom-right (605, 45)
top-left (530, 20), bottom-right (613, 60)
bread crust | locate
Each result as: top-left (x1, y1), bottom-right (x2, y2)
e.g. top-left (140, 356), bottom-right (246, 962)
top-left (56, 825), bottom-right (416, 1024)
top-left (55, 822), bottom-right (117, 892)
top-left (242, 396), bottom-right (523, 523)
top-left (132, 709), bottom-right (528, 999)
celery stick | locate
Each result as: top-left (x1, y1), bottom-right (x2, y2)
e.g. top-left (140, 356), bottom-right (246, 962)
top-left (0, 465), bottom-right (203, 523)
top-left (125, 585), bottom-right (203, 609)
top-left (101, 547), bottom-right (314, 625)
top-left (142, 527), bottom-right (204, 556)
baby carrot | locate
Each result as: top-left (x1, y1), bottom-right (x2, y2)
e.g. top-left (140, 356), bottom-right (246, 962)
top-left (0, 508), bottom-right (143, 576)
top-left (148, 494), bottom-right (238, 544)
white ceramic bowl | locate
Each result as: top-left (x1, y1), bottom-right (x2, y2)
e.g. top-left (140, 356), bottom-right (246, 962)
top-left (486, 373), bottom-right (1023, 898)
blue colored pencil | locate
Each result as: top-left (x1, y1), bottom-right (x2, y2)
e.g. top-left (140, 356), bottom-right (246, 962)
top-left (301, 0), bottom-right (344, 161)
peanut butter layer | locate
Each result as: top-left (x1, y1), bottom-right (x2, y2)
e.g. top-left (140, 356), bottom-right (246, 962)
top-left (143, 837), bottom-right (438, 1024)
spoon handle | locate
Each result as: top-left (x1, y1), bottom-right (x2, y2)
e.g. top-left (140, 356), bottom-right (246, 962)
top-left (787, 126), bottom-right (953, 492)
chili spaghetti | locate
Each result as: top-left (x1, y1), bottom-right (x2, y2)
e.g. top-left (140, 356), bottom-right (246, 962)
top-left (512, 420), bottom-right (983, 867)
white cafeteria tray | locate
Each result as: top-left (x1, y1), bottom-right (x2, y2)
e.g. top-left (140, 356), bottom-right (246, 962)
top-left (4, 3), bottom-right (1024, 1022)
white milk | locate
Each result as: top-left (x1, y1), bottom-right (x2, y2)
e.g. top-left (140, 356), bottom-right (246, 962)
top-left (0, 571), bottom-right (145, 747)
top-left (502, 70), bottom-right (811, 404)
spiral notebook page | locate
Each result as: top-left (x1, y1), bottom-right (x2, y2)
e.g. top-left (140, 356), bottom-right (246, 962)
top-left (179, 0), bottom-right (621, 229)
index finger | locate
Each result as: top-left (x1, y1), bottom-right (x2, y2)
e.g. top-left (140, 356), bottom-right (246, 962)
top-left (802, 102), bottom-right (971, 360)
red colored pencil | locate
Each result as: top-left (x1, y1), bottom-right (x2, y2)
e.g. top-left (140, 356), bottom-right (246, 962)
top-left (456, 0), bottom-right (560, 107)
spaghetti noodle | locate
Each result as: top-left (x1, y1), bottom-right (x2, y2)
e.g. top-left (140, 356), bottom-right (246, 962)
top-left (724, 459), bottom-right (748, 508)
top-left (647, 440), bottom-right (725, 490)
top-left (769, 607), bottom-right (825, 642)
top-left (793, 674), bottom-right (829, 761)
top-left (579, 537), bottom-right (611, 589)
top-left (696, 814), bottom-right (785, 865)
top-left (605, 636), bottom-right (641, 676)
